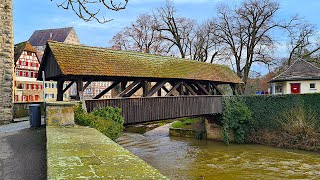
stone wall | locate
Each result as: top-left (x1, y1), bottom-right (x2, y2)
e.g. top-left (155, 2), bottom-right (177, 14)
top-left (0, 0), bottom-right (14, 124)
top-left (46, 102), bottom-right (75, 126)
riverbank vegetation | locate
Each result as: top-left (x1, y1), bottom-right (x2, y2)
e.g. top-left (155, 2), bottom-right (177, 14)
top-left (222, 94), bottom-right (320, 151)
top-left (74, 105), bottom-right (124, 141)
top-left (170, 117), bottom-right (206, 140)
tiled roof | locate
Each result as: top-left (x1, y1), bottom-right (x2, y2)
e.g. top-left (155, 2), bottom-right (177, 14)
top-left (269, 59), bottom-right (320, 82)
top-left (14, 41), bottom-right (37, 63)
top-left (28, 27), bottom-right (73, 47)
top-left (41, 41), bottom-right (243, 84)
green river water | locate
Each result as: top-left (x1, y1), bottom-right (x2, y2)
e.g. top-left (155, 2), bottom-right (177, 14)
top-left (117, 124), bottom-right (320, 180)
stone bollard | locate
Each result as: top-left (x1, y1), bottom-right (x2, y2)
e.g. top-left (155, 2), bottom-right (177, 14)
top-left (46, 102), bottom-right (75, 126)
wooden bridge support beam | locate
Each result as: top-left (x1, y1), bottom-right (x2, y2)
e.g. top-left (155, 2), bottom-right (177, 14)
top-left (94, 81), bottom-right (120, 99)
top-left (117, 80), bottom-right (143, 97)
top-left (83, 79), bottom-right (94, 91)
top-left (166, 82), bottom-right (182, 96)
top-left (57, 80), bottom-right (64, 101)
top-left (76, 79), bottom-right (84, 101)
top-left (63, 81), bottom-right (74, 94)
top-left (144, 80), bottom-right (167, 97)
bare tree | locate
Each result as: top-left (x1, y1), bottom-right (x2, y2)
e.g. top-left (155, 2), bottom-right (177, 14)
top-left (287, 22), bottom-right (320, 65)
top-left (52, 0), bottom-right (128, 23)
top-left (189, 20), bottom-right (222, 62)
top-left (215, 0), bottom-right (297, 91)
top-left (155, 1), bottom-right (196, 58)
top-left (110, 14), bottom-right (168, 54)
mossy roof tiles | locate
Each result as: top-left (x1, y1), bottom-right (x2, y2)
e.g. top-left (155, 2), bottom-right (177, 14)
top-left (44, 41), bottom-right (242, 83)
top-left (269, 59), bottom-right (320, 82)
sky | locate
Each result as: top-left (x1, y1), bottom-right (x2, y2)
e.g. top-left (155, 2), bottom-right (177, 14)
top-left (13, 0), bottom-right (320, 74)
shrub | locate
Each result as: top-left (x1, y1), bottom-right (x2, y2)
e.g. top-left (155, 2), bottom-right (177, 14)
top-left (277, 106), bottom-right (319, 137)
top-left (222, 97), bottom-right (253, 145)
top-left (74, 105), bottom-right (124, 141)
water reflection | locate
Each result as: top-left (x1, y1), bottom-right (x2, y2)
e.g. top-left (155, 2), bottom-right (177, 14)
top-left (117, 124), bottom-right (320, 179)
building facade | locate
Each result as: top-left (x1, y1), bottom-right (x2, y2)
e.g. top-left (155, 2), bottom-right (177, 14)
top-left (269, 59), bottom-right (320, 94)
top-left (14, 41), bottom-right (70, 102)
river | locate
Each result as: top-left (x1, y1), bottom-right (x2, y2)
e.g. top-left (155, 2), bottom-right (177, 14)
top-left (117, 124), bottom-right (320, 179)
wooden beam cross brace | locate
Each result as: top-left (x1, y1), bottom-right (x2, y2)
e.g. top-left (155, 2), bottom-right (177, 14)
top-left (195, 82), bottom-right (210, 95)
top-left (144, 80), bottom-right (168, 97)
top-left (93, 81), bottom-right (120, 99)
top-left (116, 80), bottom-right (143, 97)
top-left (166, 82), bottom-right (182, 96)
top-left (62, 80), bottom-right (74, 94)
top-left (83, 79), bottom-right (94, 91)
top-left (212, 83), bottom-right (224, 95)
top-left (183, 82), bottom-right (197, 95)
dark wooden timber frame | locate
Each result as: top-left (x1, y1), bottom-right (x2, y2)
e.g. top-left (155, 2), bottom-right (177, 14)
top-left (54, 75), bottom-right (238, 101)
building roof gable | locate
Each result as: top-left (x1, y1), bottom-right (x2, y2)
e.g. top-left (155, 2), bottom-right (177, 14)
top-left (14, 41), bottom-right (38, 63)
top-left (269, 59), bottom-right (320, 82)
top-left (38, 41), bottom-right (243, 84)
top-left (28, 27), bottom-right (73, 47)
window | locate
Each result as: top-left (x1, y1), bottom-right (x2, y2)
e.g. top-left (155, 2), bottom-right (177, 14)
top-left (51, 94), bottom-right (54, 98)
top-left (23, 71), bottom-right (26, 77)
top-left (27, 51), bottom-right (32, 56)
top-left (51, 83), bottom-right (55, 88)
top-left (310, 83), bottom-right (316, 89)
top-left (45, 83), bottom-right (48, 88)
top-left (275, 84), bottom-right (283, 93)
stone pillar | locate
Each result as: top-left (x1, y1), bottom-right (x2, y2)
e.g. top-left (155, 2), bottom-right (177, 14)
top-left (0, 0), bottom-right (14, 124)
top-left (46, 102), bottom-right (75, 126)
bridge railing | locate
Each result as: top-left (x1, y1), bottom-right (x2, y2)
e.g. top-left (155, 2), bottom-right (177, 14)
top-left (85, 95), bottom-right (223, 124)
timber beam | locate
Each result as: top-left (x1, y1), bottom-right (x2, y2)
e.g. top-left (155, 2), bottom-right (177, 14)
top-left (116, 80), bottom-right (143, 97)
top-left (94, 81), bottom-right (120, 99)
top-left (124, 81), bottom-right (144, 97)
top-left (194, 82), bottom-right (210, 95)
top-left (62, 81), bottom-right (74, 94)
top-left (183, 82), bottom-right (197, 95)
top-left (144, 80), bottom-right (168, 97)
top-left (83, 79), bottom-right (95, 91)
top-left (76, 78), bottom-right (83, 101)
top-left (57, 80), bottom-right (64, 101)
top-left (211, 83), bottom-right (224, 95)
top-left (166, 82), bottom-right (182, 96)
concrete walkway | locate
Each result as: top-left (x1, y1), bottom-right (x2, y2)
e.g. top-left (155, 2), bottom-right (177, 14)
top-left (0, 127), bottom-right (46, 180)
top-left (47, 126), bottom-right (167, 179)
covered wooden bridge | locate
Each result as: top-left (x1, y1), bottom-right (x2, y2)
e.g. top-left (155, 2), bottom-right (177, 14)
top-left (38, 41), bottom-right (242, 124)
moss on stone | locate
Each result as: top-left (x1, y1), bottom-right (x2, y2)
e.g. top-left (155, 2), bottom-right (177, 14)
top-left (47, 126), bottom-right (168, 179)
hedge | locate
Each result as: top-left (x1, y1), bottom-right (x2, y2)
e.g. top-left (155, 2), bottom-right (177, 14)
top-left (238, 94), bottom-right (320, 131)
top-left (221, 93), bottom-right (320, 145)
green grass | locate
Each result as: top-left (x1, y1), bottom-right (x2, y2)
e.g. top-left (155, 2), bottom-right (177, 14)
top-left (171, 117), bottom-right (202, 129)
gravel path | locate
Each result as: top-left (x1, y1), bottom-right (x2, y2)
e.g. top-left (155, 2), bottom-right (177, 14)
top-left (0, 117), bottom-right (44, 133)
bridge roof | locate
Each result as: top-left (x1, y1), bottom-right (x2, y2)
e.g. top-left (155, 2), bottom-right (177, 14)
top-left (38, 41), bottom-right (242, 84)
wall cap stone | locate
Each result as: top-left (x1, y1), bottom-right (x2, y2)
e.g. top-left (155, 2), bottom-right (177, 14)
top-left (46, 102), bottom-right (76, 107)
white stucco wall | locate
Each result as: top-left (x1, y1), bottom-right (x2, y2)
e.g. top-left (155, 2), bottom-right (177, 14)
top-left (275, 80), bottom-right (320, 94)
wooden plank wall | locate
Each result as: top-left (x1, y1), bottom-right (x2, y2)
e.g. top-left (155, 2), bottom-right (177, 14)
top-left (85, 95), bottom-right (223, 124)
